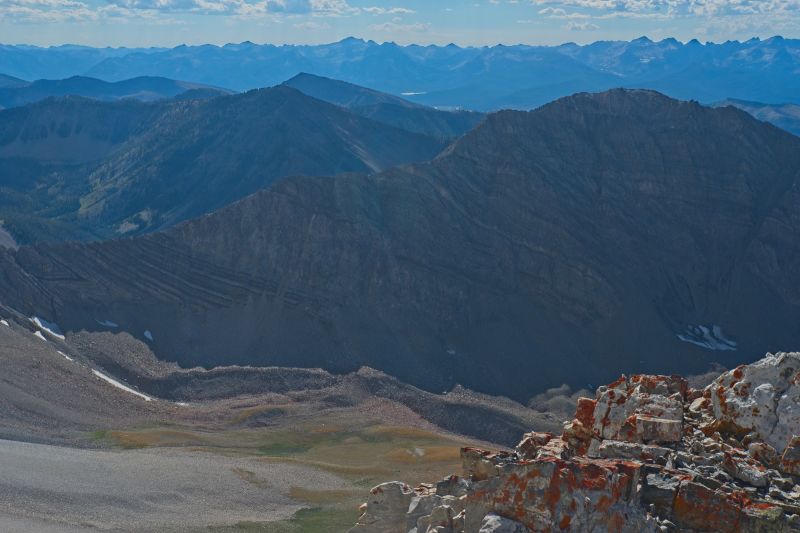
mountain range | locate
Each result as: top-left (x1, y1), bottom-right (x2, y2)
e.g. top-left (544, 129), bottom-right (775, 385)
top-left (2, 89), bottom-right (799, 402)
top-left (283, 73), bottom-right (483, 140)
top-left (717, 99), bottom-right (800, 136)
top-left (0, 76), bottom-right (230, 110)
top-left (2, 37), bottom-right (800, 110)
top-left (0, 84), bottom-right (450, 242)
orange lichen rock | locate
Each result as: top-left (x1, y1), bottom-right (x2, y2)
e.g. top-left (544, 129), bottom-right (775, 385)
top-left (351, 354), bottom-right (800, 533)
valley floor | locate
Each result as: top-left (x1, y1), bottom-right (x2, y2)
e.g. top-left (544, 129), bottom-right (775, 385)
top-left (0, 315), bottom-right (559, 532)
top-left (0, 438), bottom-right (344, 532)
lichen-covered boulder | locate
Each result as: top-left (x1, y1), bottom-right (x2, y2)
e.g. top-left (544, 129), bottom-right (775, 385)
top-left (592, 374), bottom-right (685, 443)
top-left (710, 352), bottom-right (800, 452)
top-left (352, 354), bottom-right (800, 533)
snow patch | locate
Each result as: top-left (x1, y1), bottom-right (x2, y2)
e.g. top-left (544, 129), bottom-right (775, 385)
top-left (144, 330), bottom-right (153, 341)
top-left (34, 330), bottom-right (47, 341)
top-left (677, 324), bottom-right (737, 351)
top-left (96, 319), bottom-right (119, 328)
top-left (30, 316), bottom-right (65, 340)
top-left (57, 350), bottom-right (74, 362)
top-left (92, 369), bottom-right (153, 402)
top-left (1, 319), bottom-right (8, 327)
top-left (401, 91), bottom-right (427, 96)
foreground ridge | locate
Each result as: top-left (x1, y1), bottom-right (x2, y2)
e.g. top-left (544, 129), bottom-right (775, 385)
top-left (352, 353), bottom-right (800, 532)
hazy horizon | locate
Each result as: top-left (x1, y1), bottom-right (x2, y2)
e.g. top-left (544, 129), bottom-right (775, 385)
top-left (1, 0), bottom-right (799, 48)
top-left (0, 34), bottom-right (794, 50)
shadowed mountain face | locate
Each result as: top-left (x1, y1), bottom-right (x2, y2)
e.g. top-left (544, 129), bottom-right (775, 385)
top-left (78, 85), bottom-right (446, 235)
top-left (0, 85), bottom-right (446, 242)
top-left (3, 90), bottom-right (800, 401)
top-left (0, 76), bottom-right (231, 110)
top-left (717, 99), bottom-right (800, 136)
top-left (0, 97), bottom-right (166, 164)
top-left (0, 97), bottom-right (171, 243)
top-left (282, 73), bottom-right (483, 139)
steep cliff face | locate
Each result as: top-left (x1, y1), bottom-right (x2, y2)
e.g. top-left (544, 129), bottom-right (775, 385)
top-left (2, 90), bottom-right (800, 400)
top-left (352, 353), bottom-right (800, 532)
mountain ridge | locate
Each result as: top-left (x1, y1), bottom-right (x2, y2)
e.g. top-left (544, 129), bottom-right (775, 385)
top-left (0, 83), bottom-right (448, 242)
top-left (282, 72), bottom-right (484, 139)
top-left (2, 89), bottom-right (799, 401)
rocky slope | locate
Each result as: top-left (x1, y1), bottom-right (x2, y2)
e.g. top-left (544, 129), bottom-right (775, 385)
top-left (0, 307), bottom-right (558, 446)
top-left (2, 90), bottom-right (800, 400)
top-left (352, 353), bottom-right (800, 532)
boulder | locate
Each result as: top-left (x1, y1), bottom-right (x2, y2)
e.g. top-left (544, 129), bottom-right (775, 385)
top-left (351, 481), bottom-right (414, 533)
top-left (592, 375), bottom-right (684, 444)
top-left (514, 432), bottom-right (553, 459)
top-left (748, 441), bottom-right (779, 468)
top-left (478, 513), bottom-right (529, 533)
top-left (640, 470), bottom-right (681, 517)
top-left (780, 435), bottom-right (800, 476)
top-left (710, 352), bottom-right (800, 452)
top-left (593, 440), bottom-right (671, 461)
top-left (672, 481), bottom-right (741, 533)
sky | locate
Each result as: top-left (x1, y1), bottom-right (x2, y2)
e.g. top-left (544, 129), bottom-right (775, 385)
top-left (0, 0), bottom-right (798, 48)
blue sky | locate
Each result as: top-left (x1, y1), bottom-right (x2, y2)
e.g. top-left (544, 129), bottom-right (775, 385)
top-left (1, 0), bottom-right (798, 47)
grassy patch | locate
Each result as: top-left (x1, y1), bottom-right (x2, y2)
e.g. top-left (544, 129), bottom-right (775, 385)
top-left (229, 406), bottom-right (289, 426)
top-left (210, 507), bottom-right (356, 533)
top-left (106, 429), bottom-right (211, 449)
top-left (86, 429), bottom-right (110, 442)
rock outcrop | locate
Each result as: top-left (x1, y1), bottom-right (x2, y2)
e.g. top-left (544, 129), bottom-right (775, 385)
top-left (352, 353), bottom-right (800, 532)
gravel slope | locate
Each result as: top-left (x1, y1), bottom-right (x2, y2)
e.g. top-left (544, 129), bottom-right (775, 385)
top-left (0, 438), bottom-right (347, 532)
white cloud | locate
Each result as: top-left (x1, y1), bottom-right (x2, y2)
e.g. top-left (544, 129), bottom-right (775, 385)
top-left (362, 6), bottom-right (414, 15)
top-left (0, 0), bottom-right (140, 22)
top-left (293, 19), bottom-right (329, 28)
top-left (565, 20), bottom-right (598, 29)
top-left (531, 0), bottom-right (800, 16)
top-left (367, 21), bottom-right (430, 32)
top-left (529, 0), bottom-right (800, 36)
top-left (87, 0), bottom-right (408, 17)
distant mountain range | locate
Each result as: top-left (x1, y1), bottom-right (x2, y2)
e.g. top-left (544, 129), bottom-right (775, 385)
top-left (2, 37), bottom-right (800, 110)
top-left (0, 75), bottom-right (230, 109)
top-left (283, 73), bottom-right (483, 140)
top-left (0, 73), bottom-right (26, 88)
top-left (3, 89), bottom-right (799, 400)
top-left (716, 99), bottom-right (800, 136)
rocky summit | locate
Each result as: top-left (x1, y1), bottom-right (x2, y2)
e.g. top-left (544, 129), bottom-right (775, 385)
top-left (351, 353), bottom-right (800, 532)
